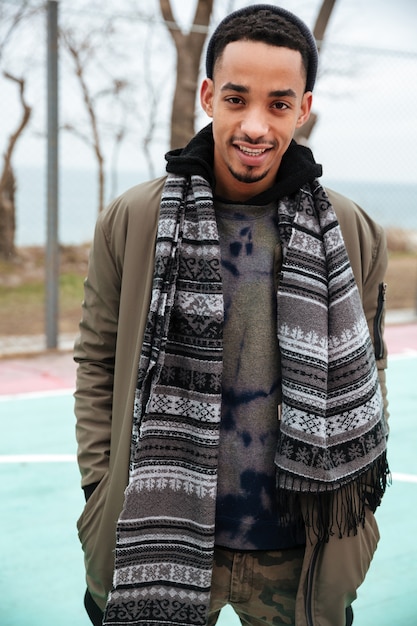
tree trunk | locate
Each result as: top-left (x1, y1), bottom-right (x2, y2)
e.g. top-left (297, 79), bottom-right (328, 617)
top-left (170, 38), bottom-right (201, 149)
top-left (0, 166), bottom-right (16, 259)
top-left (313, 0), bottom-right (337, 53)
top-left (160, 0), bottom-right (214, 149)
top-left (0, 72), bottom-right (31, 259)
top-left (294, 0), bottom-right (337, 145)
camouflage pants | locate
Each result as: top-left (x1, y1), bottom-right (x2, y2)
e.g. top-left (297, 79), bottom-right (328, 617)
top-left (208, 546), bottom-right (304, 626)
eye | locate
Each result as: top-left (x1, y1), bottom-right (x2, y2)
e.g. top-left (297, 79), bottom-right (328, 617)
top-left (225, 96), bottom-right (244, 105)
top-left (271, 101), bottom-right (290, 111)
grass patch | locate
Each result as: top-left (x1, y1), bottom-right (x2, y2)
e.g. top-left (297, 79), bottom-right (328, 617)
top-left (0, 244), bottom-right (416, 341)
top-left (60, 272), bottom-right (85, 304)
top-left (0, 272), bottom-right (85, 336)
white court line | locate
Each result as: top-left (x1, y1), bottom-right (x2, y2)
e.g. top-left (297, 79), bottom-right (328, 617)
top-left (392, 472), bottom-right (417, 484)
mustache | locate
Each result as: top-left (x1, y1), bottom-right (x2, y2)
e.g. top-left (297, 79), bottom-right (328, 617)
top-left (231, 135), bottom-right (277, 147)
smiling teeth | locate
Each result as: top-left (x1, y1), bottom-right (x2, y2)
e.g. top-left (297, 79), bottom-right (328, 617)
top-left (239, 146), bottom-right (266, 155)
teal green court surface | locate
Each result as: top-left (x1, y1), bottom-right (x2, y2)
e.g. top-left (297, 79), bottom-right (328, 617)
top-left (1, 354), bottom-right (416, 626)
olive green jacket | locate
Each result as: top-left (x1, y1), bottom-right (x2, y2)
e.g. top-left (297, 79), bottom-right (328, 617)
top-left (74, 177), bottom-right (388, 625)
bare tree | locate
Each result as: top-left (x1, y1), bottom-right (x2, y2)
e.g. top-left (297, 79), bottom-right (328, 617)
top-left (0, 0), bottom-right (34, 61)
top-left (0, 73), bottom-right (32, 259)
top-left (0, 0), bottom-right (43, 259)
top-left (294, 0), bottom-right (338, 144)
top-left (61, 26), bottom-right (131, 213)
top-left (141, 23), bottom-right (164, 180)
top-left (159, 0), bottom-right (214, 149)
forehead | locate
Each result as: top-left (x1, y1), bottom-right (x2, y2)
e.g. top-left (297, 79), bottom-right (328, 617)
top-left (214, 40), bottom-right (306, 87)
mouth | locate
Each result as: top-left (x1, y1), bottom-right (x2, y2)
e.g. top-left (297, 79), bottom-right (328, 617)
top-left (238, 145), bottom-right (268, 156)
top-left (233, 142), bottom-right (273, 167)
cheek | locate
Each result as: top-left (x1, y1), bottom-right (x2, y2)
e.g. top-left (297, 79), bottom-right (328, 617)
top-left (211, 122), bottom-right (222, 147)
top-left (211, 113), bottom-right (226, 140)
top-left (212, 123), bottom-right (231, 160)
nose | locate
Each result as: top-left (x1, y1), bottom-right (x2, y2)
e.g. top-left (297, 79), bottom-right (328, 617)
top-left (240, 106), bottom-right (269, 141)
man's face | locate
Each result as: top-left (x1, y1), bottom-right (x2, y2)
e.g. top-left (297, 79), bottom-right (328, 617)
top-left (200, 40), bottom-right (312, 202)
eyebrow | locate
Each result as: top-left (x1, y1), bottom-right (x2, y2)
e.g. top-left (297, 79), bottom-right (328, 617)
top-left (220, 82), bottom-right (297, 99)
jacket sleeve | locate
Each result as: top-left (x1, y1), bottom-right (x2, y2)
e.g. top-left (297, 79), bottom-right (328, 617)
top-left (74, 208), bottom-right (122, 491)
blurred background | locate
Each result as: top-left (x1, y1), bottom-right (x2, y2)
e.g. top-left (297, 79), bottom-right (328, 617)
top-left (1, 0), bottom-right (416, 347)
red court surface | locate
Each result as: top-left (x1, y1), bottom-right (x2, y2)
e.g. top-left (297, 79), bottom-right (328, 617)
top-left (0, 351), bottom-right (77, 395)
top-left (0, 323), bottom-right (416, 396)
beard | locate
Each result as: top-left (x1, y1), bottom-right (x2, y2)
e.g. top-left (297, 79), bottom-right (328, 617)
top-left (227, 163), bottom-right (271, 185)
top-left (226, 135), bottom-right (276, 185)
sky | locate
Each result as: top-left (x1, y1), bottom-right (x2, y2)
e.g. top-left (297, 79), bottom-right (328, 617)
top-left (170, 0), bottom-right (417, 53)
top-left (1, 0), bottom-right (417, 184)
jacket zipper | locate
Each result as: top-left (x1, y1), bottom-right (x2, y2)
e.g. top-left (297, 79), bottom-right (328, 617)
top-left (305, 542), bottom-right (322, 626)
top-left (373, 282), bottom-right (387, 360)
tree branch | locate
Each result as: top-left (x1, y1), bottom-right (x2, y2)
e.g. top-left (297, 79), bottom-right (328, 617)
top-left (61, 30), bottom-right (105, 211)
top-left (0, 0), bottom-right (33, 60)
top-left (313, 0), bottom-right (337, 52)
top-left (1, 72), bottom-right (32, 190)
top-left (159, 0), bottom-right (183, 48)
top-left (189, 0), bottom-right (213, 48)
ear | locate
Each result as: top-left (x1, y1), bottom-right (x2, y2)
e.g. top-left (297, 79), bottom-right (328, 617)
top-left (200, 78), bottom-right (214, 118)
top-left (296, 91), bottom-right (313, 128)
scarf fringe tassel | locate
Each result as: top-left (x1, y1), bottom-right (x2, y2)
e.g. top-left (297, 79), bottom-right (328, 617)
top-left (277, 452), bottom-right (391, 543)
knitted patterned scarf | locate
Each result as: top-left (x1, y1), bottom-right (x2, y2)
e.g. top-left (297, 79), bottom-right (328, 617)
top-left (275, 182), bottom-right (389, 539)
top-left (103, 174), bottom-right (389, 626)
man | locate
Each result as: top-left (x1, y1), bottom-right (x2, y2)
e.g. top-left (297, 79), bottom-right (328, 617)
top-left (74, 5), bottom-right (389, 626)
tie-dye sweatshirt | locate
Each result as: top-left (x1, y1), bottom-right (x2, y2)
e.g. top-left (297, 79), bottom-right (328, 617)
top-left (214, 199), bottom-right (304, 550)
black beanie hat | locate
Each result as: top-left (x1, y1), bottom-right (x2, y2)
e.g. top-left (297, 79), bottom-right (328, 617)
top-left (205, 4), bottom-right (318, 92)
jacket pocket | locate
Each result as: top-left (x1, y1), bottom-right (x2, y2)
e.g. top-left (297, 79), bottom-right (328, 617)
top-left (305, 542), bottom-right (322, 626)
top-left (77, 471), bottom-right (109, 556)
top-left (373, 282), bottom-right (387, 360)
